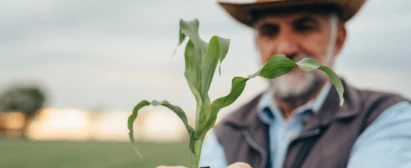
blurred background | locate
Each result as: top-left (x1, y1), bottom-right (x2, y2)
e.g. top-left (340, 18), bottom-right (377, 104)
top-left (0, 0), bottom-right (410, 167)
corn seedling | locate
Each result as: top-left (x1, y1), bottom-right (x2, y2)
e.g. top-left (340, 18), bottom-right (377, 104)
top-left (127, 19), bottom-right (344, 168)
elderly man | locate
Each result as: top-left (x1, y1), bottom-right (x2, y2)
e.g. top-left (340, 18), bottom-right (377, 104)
top-left (160, 0), bottom-right (411, 168)
top-left (196, 0), bottom-right (411, 168)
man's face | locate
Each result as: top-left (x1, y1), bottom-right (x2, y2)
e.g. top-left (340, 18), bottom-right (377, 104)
top-left (255, 11), bottom-right (346, 102)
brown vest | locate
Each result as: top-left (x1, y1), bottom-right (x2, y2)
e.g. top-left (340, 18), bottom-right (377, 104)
top-left (214, 81), bottom-right (408, 168)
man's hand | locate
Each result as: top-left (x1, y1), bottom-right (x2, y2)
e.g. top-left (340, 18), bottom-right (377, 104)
top-left (156, 162), bottom-right (252, 168)
top-left (226, 162), bottom-right (252, 168)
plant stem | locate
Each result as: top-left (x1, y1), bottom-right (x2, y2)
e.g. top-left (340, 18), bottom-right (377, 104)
top-left (191, 152), bottom-right (196, 168)
top-left (193, 139), bottom-right (203, 168)
top-left (195, 106), bottom-right (202, 129)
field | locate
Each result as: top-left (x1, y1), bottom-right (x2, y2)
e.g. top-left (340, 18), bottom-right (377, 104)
top-left (0, 140), bottom-right (192, 168)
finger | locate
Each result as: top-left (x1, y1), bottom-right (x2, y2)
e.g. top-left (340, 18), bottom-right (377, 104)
top-left (227, 162), bottom-right (252, 168)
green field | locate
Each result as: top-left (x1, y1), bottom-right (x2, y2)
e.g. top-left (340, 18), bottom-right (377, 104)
top-left (0, 140), bottom-right (192, 168)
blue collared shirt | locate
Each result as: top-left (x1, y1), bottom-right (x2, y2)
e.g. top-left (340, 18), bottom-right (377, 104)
top-left (199, 82), bottom-right (411, 168)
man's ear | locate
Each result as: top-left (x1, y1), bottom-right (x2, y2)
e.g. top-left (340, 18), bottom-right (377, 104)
top-left (334, 23), bottom-right (347, 56)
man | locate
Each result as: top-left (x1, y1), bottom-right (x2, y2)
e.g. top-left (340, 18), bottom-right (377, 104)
top-left (197, 0), bottom-right (411, 168)
top-left (161, 0), bottom-right (411, 168)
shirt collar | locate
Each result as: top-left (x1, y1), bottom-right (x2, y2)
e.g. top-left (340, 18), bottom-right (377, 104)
top-left (258, 81), bottom-right (332, 124)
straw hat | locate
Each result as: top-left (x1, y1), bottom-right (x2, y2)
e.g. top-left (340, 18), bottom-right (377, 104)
top-left (219, 0), bottom-right (366, 27)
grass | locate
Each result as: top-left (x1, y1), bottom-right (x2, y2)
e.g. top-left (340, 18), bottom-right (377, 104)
top-left (0, 140), bottom-right (192, 168)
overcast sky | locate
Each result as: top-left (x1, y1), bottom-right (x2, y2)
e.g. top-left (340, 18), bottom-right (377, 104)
top-left (1, 0), bottom-right (410, 115)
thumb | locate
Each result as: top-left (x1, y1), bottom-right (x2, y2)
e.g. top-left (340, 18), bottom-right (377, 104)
top-left (227, 162), bottom-right (252, 168)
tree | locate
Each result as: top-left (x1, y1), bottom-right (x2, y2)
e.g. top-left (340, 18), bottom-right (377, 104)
top-left (0, 84), bottom-right (46, 136)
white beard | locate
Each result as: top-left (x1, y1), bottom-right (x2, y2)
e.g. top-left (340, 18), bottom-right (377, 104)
top-left (268, 69), bottom-right (321, 99)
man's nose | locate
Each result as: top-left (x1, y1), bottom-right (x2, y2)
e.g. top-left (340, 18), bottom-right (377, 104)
top-left (274, 31), bottom-right (298, 58)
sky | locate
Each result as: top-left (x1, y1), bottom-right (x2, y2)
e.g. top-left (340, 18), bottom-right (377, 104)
top-left (1, 0), bottom-right (410, 116)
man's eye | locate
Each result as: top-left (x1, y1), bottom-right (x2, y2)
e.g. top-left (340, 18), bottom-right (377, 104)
top-left (258, 25), bottom-right (279, 37)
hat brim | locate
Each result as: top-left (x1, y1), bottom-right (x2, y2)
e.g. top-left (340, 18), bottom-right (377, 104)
top-left (219, 0), bottom-right (365, 27)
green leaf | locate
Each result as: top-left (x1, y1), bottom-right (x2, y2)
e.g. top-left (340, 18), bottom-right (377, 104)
top-left (295, 58), bottom-right (345, 106)
top-left (128, 100), bottom-right (195, 158)
top-left (318, 66), bottom-right (344, 106)
top-left (200, 36), bottom-right (221, 101)
top-left (178, 19), bottom-right (209, 125)
top-left (184, 39), bottom-right (205, 125)
top-left (152, 100), bottom-right (195, 136)
top-left (178, 24), bottom-right (186, 45)
top-left (217, 37), bottom-right (230, 75)
top-left (183, 36), bottom-right (202, 97)
top-left (172, 22), bottom-right (188, 56)
top-left (179, 19), bottom-right (207, 58)
top-left (211, 77), bottom-right (249, 109)
top-left (258, 54), bottom-right (296, 79)
top-left (184, 40), bottom-right (203, 103)
top-left (127, 100), bottom-right (150, 159)
top-left (211, 54), bottom-right (296, 110)
top-left (296, 58), bottom-right (321, 72)
top-left (191, 36), bottom-right (230, 139)
top-left (180, 19), bottom-right (207, 94)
